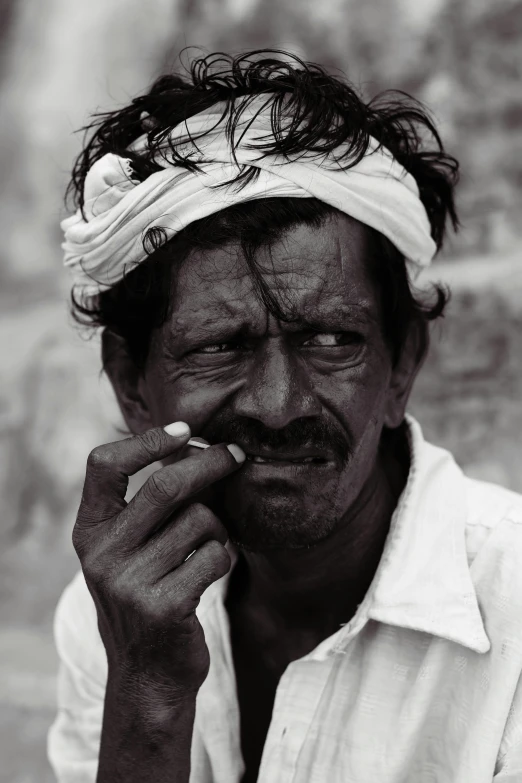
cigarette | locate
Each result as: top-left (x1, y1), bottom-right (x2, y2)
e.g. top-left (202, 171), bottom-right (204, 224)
top-left (187, 438), bottom-right (211, 450)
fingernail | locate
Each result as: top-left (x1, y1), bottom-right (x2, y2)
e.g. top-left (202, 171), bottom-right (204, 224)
top-left (227, 443), bottom-right (246, 463)
top-left (164, 421), bottom-right (190, 438)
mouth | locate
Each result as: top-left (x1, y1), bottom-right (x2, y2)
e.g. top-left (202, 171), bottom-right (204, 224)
top-left (245, 452), bottom-right (330, 466)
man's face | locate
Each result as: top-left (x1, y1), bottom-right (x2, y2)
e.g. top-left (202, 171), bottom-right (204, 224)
top-left (139, 213), bottom-right (409, 550)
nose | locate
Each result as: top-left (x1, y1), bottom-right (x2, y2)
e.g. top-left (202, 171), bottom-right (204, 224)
top-left (230, 338), bottom-right (322, 429)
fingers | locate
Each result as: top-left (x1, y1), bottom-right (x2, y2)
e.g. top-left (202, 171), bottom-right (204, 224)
top-left (182, 437), bottom-right (210, 461)
top-left (84, 504), bottom-right (232, 628)
top-left (126, 503), bottom-right (229, 582)
top-left (104, 540), bottom-right (232, 638)
top-left (155, 539), bottom-right (232, 620)
top-left (116, 443), bottom-right (245, 549)
top-left (79, 422), bottom-right (192, 521)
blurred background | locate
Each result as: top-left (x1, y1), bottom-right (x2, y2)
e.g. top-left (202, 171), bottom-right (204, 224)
top-left (0, 0), bottom-right (521, 780)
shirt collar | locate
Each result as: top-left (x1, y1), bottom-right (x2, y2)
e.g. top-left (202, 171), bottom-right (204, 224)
top-left (201, 415), bottom-right (491, 656)
top-left (359, 414), bottom-right (490, 654)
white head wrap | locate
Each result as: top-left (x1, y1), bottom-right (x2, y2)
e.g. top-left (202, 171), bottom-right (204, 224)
top-left (61, 96), bottom-right (436, 296)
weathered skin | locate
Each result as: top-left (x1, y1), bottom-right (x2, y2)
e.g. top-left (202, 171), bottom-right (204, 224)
top-left (74, 428), bottom-right (246, 783)
top-left (80, 213), bottom-right (423, 782)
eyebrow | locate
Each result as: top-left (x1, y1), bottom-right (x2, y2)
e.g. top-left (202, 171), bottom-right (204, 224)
top-left (174, 308), bottom-right (376, 347)
top-left (303, 302), bottom-right (377, 323)
top-left (169, 315), bottom-right (250, 347)
top-left (168, 301), bottom-right (242, 337)
top-left (283, 302), bottom-right (379, 331)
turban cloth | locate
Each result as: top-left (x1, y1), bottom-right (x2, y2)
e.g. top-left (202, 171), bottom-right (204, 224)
top-left (61, 96), bottom-right (437, 296)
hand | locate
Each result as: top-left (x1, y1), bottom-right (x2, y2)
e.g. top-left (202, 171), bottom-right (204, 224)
top-left (72, 422), bottom-right (245, 702)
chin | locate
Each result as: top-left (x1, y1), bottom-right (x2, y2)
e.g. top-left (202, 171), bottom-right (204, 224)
top-left (223, 496), bottom-right (341, 551)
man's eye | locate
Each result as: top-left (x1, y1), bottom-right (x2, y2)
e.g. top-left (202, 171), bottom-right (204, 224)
top-left (194, 342), bottom-right (237, 354)
top-left (303, 332), bottom-right (361, 348)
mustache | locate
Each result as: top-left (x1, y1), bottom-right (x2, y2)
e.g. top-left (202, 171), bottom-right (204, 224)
top-left (202, 414), bottom-right (351, 464)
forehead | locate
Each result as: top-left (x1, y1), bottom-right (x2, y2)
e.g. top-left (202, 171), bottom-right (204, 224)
top-left (170, 213), bottom-right (379, 324)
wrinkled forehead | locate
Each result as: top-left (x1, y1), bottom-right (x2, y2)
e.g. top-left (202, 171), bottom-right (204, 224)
top-left (169, 213), bottom-right (380, 324)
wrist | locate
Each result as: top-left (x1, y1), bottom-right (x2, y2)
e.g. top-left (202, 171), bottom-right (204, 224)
top-left (107, 665), bottom-right (198, 726)
top-left (97, 670), bottom-right (196, 783)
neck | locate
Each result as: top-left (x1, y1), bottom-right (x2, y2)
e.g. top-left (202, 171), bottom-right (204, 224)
top-left (231, 427), bottom-right (409, 636)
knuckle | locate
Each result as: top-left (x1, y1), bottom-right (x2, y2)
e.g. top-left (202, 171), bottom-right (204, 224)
top-left (211, 540), bottom-right (231, 569)
top-left (172, 601), bottom-right (198, 625)
top-left (162, 572), bottom-right (201, 620)
top-left (141, 585), bottom-right (188, 627)
top-left (153, 593), bottom-right (192, 627)
top-left (183, 503), bottom-right (215, 535)
top-left (136, 428), bottom-right (166, 461)
top-left (169, 587), bottom-right (199, 622)
top-left (175, 610), bottom-right (201, 635)
top-left (199, 540), bottom-right (231, 578)
top-left (86, 445), bottom-right (115, 473)
top-left (143, 470), bottom-right (179, 508)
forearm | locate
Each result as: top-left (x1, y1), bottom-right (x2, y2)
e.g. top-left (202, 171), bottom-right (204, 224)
top-left (96, 672), bottom-right (197, 783)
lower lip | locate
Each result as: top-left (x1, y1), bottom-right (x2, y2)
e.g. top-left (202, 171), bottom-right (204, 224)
top-left (243, 458), bottom-right (332, 471)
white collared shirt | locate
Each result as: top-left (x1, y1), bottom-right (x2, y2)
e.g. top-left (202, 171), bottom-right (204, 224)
top-left (48, 416), bottom-right (522, 782)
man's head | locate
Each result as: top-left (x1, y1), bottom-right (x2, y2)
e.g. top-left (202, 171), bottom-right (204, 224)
top-left (66, 51), bottom-right (458, 551)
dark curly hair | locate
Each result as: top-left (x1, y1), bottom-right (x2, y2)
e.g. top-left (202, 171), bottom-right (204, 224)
top-left (68, 49), bottom-right (459, 371)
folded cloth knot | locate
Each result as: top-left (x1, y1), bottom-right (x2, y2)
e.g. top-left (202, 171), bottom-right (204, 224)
top-left (83, 155), bottom-right (139, 219)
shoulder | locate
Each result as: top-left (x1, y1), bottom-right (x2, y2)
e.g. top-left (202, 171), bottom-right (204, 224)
top-left (465, 475), bottom-right (522, 530)
top-left (463, 475), bottom-right (522, 560)
top-left (410, 418), bottom-right (522, 567)
top-left (53, 569), bottom-right (107, 688)
top-left (462, 476), bottom-right (522, 628)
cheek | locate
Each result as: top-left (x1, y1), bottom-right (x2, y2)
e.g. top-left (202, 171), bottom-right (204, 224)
top-left (319, 344), bottom-right (391, 410)
top-left (145, 338), bottom-right (392, 440)
top-left (315, 353), bottom-right (392, 461)
top-left (143, 364), bottom-right (241, 434)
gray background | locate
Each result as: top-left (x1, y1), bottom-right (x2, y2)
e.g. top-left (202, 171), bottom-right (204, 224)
top-left (0, 0), bottom-right (521, 780)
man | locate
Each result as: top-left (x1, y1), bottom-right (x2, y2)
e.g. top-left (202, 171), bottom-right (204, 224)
top-left (48, 51), bottom-right (522, 782)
